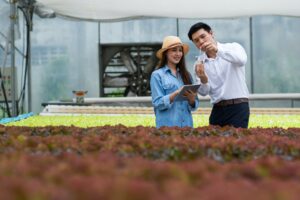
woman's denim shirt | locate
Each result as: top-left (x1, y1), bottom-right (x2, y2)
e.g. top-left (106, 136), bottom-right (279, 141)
top-left (150, 66), bottom-right (199, 128)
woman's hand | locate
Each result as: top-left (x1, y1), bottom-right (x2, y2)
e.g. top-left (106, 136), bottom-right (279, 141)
top-left (170, 86), bottom-right (183, 103)
top-left (183, 89), bottom-right (197, 107)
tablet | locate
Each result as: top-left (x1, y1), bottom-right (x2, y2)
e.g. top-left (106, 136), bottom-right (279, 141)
top-left (174, 84), bottom-right (200, 101)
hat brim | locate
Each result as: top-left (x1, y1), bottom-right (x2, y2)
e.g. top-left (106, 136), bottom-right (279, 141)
top-left (156, 43), bottom-right (189, 60)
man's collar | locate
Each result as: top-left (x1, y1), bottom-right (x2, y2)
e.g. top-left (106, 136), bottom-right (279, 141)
top-left (198, 54), bottom-right (208, 63)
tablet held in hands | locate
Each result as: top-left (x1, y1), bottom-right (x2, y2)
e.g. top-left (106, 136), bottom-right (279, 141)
top-left (174, 84), bottom-right (200, 101)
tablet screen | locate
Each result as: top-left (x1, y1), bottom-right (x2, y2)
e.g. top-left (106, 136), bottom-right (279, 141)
top-left (174, 84), bottom-right (200, 101)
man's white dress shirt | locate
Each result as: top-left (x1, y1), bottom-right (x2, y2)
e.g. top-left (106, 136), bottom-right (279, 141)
top-left (195, 42), bottom-right (249, 104)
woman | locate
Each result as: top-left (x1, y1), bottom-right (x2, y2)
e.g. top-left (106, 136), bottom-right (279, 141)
top-left (150, 36), bottom-right (199, 128)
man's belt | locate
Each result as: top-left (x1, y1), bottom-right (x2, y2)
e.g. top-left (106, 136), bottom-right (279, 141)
top-left (214, 98), bottom-right (249, 107)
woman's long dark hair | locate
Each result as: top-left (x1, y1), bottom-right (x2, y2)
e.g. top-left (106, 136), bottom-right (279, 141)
top-left (157, 49), bottom-right (192, 85)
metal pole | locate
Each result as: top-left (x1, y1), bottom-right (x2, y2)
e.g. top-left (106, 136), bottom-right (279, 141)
top-left (27, 16), bottom-right (32, 112)
top-left (10, 0), bottom-right (17, 116)
top-left (249, 17), bottom-right (254, 93)
top-left (176, 18), bottom-right (179, 36)
top-left (98, 22), bottom-right (104, 97)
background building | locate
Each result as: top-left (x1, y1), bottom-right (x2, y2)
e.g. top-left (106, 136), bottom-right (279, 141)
top-left (0, 1), bottom-right (299, 114)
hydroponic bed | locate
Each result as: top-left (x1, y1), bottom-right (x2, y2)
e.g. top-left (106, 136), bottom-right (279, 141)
top-left (1, 115), bottom-right (300, 199)
top-left (5, 114), bottom-right (300, 128)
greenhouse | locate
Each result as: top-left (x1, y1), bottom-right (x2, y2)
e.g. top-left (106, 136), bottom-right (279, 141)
top-left (0, 0), bottom-right (300, 199)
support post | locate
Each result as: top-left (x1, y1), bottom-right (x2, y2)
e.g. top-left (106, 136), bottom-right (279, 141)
top-left (10, 0), bottom-right (17, 116)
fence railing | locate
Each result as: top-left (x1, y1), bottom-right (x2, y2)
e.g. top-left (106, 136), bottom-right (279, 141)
top-left (42, 93), bottom-right (300, 111)
top-left (41, 105), bottom-right (300, 115)
top-left (74, 93), bottom-right (300, 108)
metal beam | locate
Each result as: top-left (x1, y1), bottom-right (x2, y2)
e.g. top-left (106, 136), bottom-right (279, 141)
top-left (10, 0), bottom-right (17, 116)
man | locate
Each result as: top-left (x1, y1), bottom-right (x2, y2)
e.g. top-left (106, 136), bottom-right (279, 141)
top-left (188, 22), bottom-right (250, 128)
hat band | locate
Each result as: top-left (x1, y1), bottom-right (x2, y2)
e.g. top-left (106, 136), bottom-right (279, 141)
top-left (164, 42), bottom-right (183, 50)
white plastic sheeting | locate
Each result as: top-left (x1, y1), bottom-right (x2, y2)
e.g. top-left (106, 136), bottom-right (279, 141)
top-left (35, 0), bottom-right (300, 21)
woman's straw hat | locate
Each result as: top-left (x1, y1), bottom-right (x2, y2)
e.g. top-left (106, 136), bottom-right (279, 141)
top-left (156, 36), bottom-right (189, 59)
